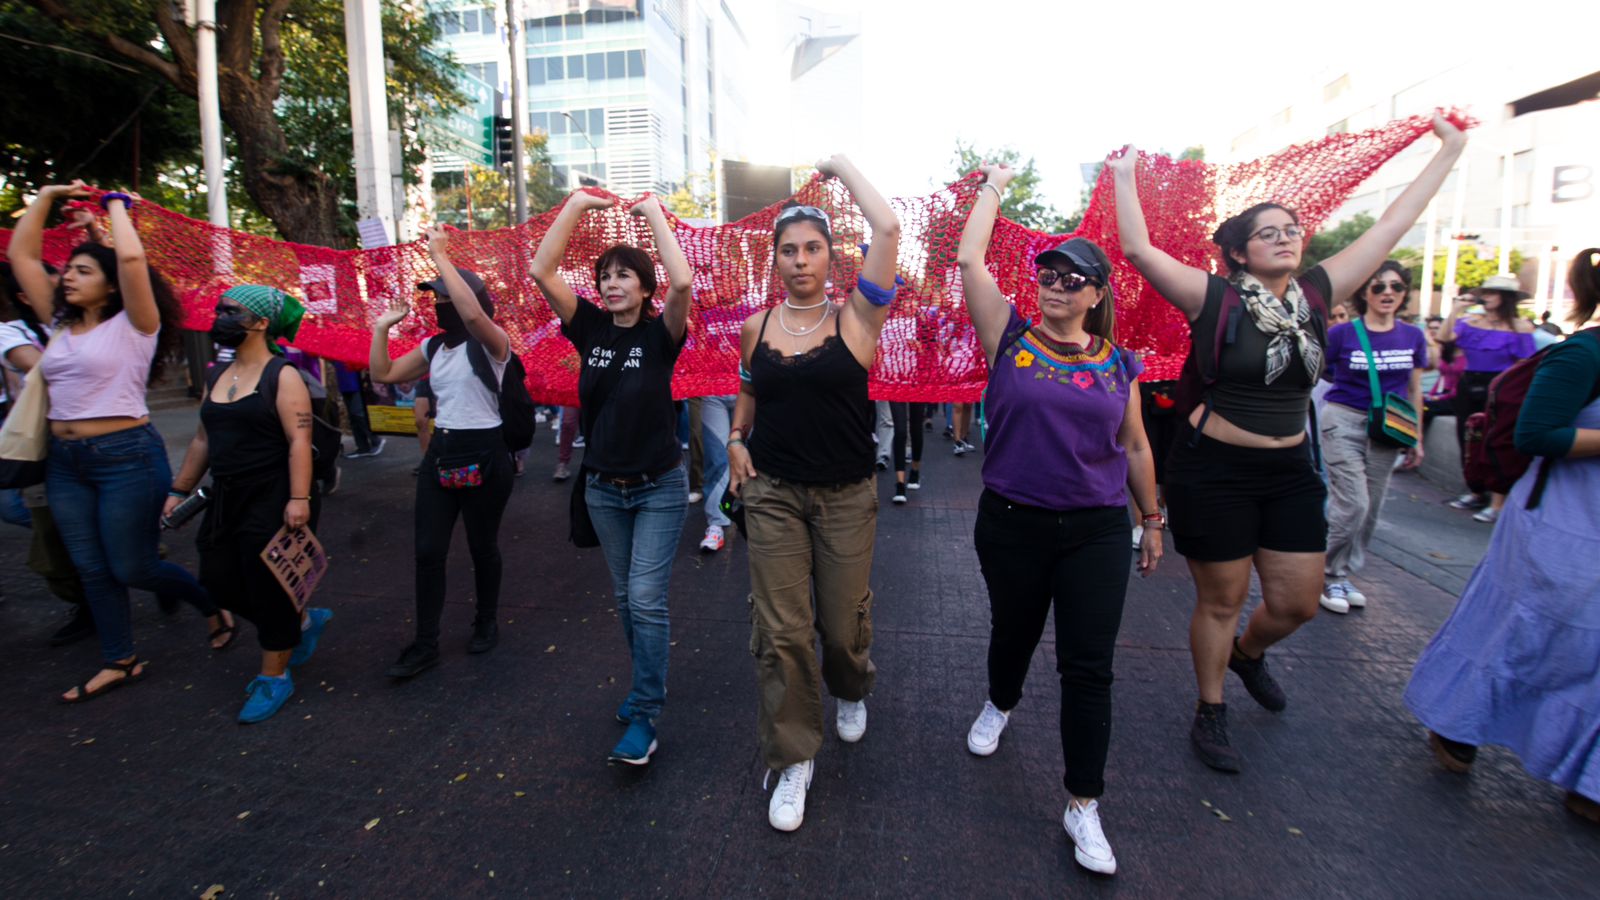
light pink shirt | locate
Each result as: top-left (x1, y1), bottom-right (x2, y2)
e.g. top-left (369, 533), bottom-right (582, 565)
top-left (39, 310), bottom-right (157, 421)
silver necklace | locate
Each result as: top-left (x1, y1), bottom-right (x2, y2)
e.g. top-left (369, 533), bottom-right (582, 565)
top-left (783, 296), bottom-right (828, 311)
top-left (777, 302), bottom-right (832, 341)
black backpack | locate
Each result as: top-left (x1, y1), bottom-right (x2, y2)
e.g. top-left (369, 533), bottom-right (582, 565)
top-left (206, 358), bottom-right (343, 482)
top-left (424, 335), bottom-right (536, 453)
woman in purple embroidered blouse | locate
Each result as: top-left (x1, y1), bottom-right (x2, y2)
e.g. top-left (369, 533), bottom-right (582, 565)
top-left (1438, 275), bottom-right (1537, 522)
top-left (953, 162), bottom-right (1162, 877)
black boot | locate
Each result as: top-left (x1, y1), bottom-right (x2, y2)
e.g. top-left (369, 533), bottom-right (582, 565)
top-left (467, 619), bottom-right (499, 654)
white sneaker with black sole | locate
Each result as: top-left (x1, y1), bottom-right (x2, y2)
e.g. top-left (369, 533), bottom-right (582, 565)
top-left (967, 700), bottom-right (1009, 756)
top-left (836, 698), bottom-right (866, 742)
top-left (1063, 800), bottom-right (1117, 874)
top-left (766, 759), bottom-right (814, 832)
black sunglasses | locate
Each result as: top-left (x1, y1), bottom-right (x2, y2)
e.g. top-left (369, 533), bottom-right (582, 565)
top-left (1036, 268), bottom-right (1100, 292)
top-left (1369, 280), bottom-right (1407, 294)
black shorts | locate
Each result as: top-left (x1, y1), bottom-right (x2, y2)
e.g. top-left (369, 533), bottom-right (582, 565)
top-left (1163, 424), bottom-right (1326, 561)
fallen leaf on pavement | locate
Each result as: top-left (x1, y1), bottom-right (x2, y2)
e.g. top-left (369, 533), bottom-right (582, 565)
top-left (454, 773), bottom-right (468, 782)
top-left (1288, 827), bottom-right (1304, 836)
top-left (200, 885), bottom-right (224, 900)
top-left (364, 818), bottom-right (380, 830)
top-left (236, 811), bottom-right (250, 821)
top-left (546, 645), bottom-right (557, 653)
top-left (513, 791), bottom-right (526, 798)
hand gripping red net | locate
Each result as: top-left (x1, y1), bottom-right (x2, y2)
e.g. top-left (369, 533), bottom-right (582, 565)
top-left (0, 112), bottom-right (1468, 405)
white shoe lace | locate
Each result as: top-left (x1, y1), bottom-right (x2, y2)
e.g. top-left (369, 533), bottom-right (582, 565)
top-left (766, 761), bottom-right (810, 809)
top-left (1067, 800), bottom-right (1112, 859)
top-left (838, 699), bottom-right (865, 730)
top-left (972, 702), bottom-right (1008, 746)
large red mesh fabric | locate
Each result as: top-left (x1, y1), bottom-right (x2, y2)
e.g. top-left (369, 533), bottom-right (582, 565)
top-left (0, 113), bottom-right (1465, 405)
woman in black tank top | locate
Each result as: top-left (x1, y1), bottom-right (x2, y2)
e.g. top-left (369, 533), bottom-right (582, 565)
top-left (1108, 117), bottom-right (1467, 775)
top-left (165, 285), bottom-right (327, 725)
top-left (724, 154), bottom-right (900, 833)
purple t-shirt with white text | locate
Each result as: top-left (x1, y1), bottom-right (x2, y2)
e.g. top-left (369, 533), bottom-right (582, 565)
top-left (1322, 321), bottom-right (1429, 410)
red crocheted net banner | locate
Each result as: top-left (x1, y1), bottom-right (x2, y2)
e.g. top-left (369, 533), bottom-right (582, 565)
top-left (1, 113), bottom-right (1463, 405)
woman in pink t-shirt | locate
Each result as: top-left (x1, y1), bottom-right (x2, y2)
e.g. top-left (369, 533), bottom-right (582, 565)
top-left (8, 181), bottom-right (220, 703)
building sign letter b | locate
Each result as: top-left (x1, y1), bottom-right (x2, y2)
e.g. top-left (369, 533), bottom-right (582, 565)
top-left (1552, 165), bottom-right (1593, 204)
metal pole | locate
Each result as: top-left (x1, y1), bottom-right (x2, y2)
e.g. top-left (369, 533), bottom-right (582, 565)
top-left (1498, 150), bottom-right (1514, 275)
top-left (1442, 159), bottom-right (1468, 299)
top-left (506, 0), bottom-right (528, 221)
top-left (1419, 196), bottom-right (1438, 316)
top-left (344, 0), bottom-right (396, 245)
top-left (196, 0), bottom-right (227, 228)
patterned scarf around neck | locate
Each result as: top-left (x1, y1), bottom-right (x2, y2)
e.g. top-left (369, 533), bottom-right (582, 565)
top-left (1232, 271), bottom-right (1323, 384)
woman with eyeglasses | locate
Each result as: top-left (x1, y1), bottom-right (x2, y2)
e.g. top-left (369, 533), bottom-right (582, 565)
top-left (955, 163), bottom-right (1162, 875)
top-left (531, 191), bottom-right (692, 766)
top-left (1109, 115), bottom-right (1465, 773)
top-left (724, 155), bottom-right (900, 833)
top-left (1316, 262), bottom-right (1430, 614)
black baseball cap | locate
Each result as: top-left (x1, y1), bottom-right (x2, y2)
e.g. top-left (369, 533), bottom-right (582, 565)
top-left (418, 267), bottom-right (494, 315)
top-left (1034, 238), bottom-right (1113, 289)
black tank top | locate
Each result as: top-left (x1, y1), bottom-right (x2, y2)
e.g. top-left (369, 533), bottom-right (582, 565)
top-left (747, 307), bottom-right (874, 484)
top-left (201, 388), bottom-right (287, 480)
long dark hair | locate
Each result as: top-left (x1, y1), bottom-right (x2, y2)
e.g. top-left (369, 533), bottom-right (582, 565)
top-left (52, 242), bottom-right (184, 382)
top-left (1351, 259), bottom-right (1411, 315)
top-left (1478, 289), bottom-right (1521, 325)
top-left (1212, 202), bottom-right (1298, 276)
top-left (1568, 248), bottom-right (1600, 327)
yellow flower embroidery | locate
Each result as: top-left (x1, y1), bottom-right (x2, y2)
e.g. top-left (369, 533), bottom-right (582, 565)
top-left (1014, 350), bottom-right (1035, 369)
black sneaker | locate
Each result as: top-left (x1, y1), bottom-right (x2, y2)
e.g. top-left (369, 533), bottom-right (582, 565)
top-left (907, 468), bottom-right (920, 490)
top-left (1191, 701), bottom-right (1242, 773)
top-left (892, 482), bottom-right (907, 505)
top-left (1228, 639), bottom-right (1287, 712)
top-left (1428, 730), bottom-right (1477, 773)
top-left (49, 606), bottom-right (97, 647)
top-left (467, 620), bottom-right (499, 654)
top-left (385, 642), bottom-right (440, 679)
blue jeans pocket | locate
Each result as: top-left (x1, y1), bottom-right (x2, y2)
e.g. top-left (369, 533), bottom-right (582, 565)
top-left (88, 429), bottom-right (154, 465)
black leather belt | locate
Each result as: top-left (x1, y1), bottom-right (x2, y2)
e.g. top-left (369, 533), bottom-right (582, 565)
top-left (592, 461), bottom-right (680, 488)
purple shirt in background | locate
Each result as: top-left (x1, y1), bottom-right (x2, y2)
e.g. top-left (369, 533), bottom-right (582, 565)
top-left (1455, 320), bottom-right (1536, 373)
top-left (981, 309), bottom-right (1142, 511)
top-left (1323, 321), bottom-right (1429, 410)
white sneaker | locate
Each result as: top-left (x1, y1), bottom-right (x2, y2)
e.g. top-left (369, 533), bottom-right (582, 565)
top-left (1063, 800), bottom-right (1117, 874)
top-left (766, 759), bottom-right (814, 832)
top-left (1473, 507), bottom-right (1500, 524)
top-left (687, 490), bottom-right (704, 504)
top-left (1319, 582), bottom-right (1350, 615)
top-left (699, 524), bottom-right (725, 552)
top-left (1341, 581), bottom-right (1368, 608)
top-left (836, 698), bottom-right (867, 743)
top-left (1131, 525), bottom-right (1144, 549)
top-left (967, 700), bottom-right (1010, 756)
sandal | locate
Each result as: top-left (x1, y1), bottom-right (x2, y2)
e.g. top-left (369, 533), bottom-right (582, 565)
top-left (210, 620), bottom-right (239, 652)
top-left (60, 657), bottom-right (148, 704)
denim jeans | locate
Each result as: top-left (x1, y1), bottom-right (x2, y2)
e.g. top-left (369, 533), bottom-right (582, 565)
top-left (698, 395), bottom-right (735, 528)
top-left (47, 424), bottom-right (212, 663)
top-left (0, 488), bottom-right (29, 527)
top-left (342, 390), bottom-right (374, 453)
top-left (585, 464), bottom-right (689, 721)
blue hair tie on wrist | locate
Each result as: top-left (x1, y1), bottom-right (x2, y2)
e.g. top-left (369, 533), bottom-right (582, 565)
top-left (856, 243), bottom-right (906, 307)
top-left (98, 191), bottom-right (134, 211)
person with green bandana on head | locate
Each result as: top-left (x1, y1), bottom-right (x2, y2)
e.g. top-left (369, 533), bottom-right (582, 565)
top-left (166, 284), bottom-right (333, 724)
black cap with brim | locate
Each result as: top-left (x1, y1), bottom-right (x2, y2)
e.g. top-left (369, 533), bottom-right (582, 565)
top-left (1034, 237), bottom-right (1113, 284)
top-left (418, 267), bottom-right (494, 315)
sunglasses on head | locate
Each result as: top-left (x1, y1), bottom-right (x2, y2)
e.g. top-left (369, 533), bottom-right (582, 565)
top-left (1036, 268), bottom-right (1100, 292)
top-left (1369, 280), bottom-right (1407, 294)
top-left (775, 205), bottom-right (831, 230)
top-left (1249, 224), bottom-right (1304, 244)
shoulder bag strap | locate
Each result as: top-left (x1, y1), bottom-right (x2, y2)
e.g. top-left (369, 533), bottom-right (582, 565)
top-left (1353, 319), bottom-right (1384, 409)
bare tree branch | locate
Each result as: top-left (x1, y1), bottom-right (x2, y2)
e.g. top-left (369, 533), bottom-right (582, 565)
top-left (22, 0), bottom-right (183, 90)
top-left (257, 0), bottom-right (295, 98)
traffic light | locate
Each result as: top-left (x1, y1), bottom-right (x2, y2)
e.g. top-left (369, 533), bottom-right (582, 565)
top-left (491, 115), bottom-right (514, 167)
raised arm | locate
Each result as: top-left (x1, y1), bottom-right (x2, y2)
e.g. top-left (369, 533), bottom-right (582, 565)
top-left (531, 190), bottom-right (615, 325)
top-left (1438, 295), bottom-right (1473, 344)
top-left (369, 293), bottom-right (429, 384)
top-left (7, 181), bottom-right (90, 322)
top-left (955, 163), bottom-right (1018, 368)
top-left (823, 154), bottom-right (901, 340)
top-left (1322, 115), bottom-right (1466, 299)
top-left (425, 225), bottom-right (509, 362)
top-left (102, 193), bottom-right (160, 335)
top-left (630, 196), bottom-right (692, 342)
top-left (1107, 148), bottom-right (1210, 320)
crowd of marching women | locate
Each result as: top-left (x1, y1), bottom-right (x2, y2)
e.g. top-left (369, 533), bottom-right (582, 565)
top-left (6, 116), bottom-right (1599, 876)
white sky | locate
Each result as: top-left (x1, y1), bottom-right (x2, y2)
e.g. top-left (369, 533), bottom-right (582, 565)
top-left (746, 0), bottom-right (1597, 211)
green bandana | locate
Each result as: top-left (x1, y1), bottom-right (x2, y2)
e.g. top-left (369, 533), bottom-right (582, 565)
top-left (222, 284), bottom-right (305, 354)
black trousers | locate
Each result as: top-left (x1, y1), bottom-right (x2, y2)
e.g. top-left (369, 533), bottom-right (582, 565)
top-left (414, 427), bottom-right (513, 647)
top-left (199, 472), bottom-right (319, 652)
top-left (1455, 371), bottom-right (1496, 493)
top-left (889, 402), bottom-right (926, 473)
top-left (973, 490), bottom-right (1131, 798)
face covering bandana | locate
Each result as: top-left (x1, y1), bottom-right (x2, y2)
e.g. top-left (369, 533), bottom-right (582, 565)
top-left (435, 301), bottom-right (470, 347)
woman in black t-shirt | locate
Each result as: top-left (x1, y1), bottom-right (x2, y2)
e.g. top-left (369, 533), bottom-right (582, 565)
top-left (724, 154), bottom-right (901, 833)
top-left (531, 191), bottom-right (692, 767)
top-left (1108, 115), bottom-right (1466, 775)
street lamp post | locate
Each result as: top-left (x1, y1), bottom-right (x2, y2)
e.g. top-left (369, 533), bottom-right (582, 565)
top-left (561, 111), bottom-right (600, 185)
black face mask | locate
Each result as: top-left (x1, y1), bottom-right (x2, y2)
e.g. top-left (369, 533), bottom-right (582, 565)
top-left (434, 301), bottom-right (469, 346)
top-left (210, 309), bottom-right (257, 348)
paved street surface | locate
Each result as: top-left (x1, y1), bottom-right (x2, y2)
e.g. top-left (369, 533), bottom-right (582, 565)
top-left (1, 404), bottom-right (1595, 898)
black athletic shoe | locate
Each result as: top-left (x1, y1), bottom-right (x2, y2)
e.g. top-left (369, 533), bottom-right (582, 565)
top-left (892, 482), bottom-right (907, 505)
top-left (467, 620), bottom-right (499, 654)
top-left (49, 606), bottom-right (96, 647)
top-left (1191, 701), bottom-right (1242, 773)
top-left (1428, 730), bottom-right (1477, 773)
top-left (386, 642), bottom-right (440, 679)
top-left (1228, 639), bottom-right (1287, 712)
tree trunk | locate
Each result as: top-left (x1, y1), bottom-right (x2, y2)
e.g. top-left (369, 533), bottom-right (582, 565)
top-left (219, 73), bottom-right (348, 247)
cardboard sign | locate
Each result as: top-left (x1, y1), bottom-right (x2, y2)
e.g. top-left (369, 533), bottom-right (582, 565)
top-left (260, 526), bottom-right (329, 613)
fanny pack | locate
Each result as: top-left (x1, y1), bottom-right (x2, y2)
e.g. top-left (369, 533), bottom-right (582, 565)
top-left (1353, 319), bottom-right (1420, 449)
top-left (436, 450), bottom-right (490, 489)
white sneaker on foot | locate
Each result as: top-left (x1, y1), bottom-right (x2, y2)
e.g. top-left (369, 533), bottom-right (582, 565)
top-left (1319, 582), bottom-right (1350, 615)
top-left (1063, 799), bottom-right (1117, 874)
top-left (1341, 581), bottom-right (1368, 608)
top-left (967, 700), bottom-right (1010, 756)
top-left (836, 698), bottom-right (867, 742)
top-left (699, 524), bottom-right (725, 552)
top-left (687, 490), bottom-right (704, 504)
top-left (766, 759), bottom-right (814, 832)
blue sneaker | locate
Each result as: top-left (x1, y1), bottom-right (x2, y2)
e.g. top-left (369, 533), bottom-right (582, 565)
top-left (238, 674), bottom-right (294, 724)
top-left (608, 719), bottom-right (658, 766)
top-left (615, 698), bottom-right (634, 725)
top-left (288, 608), bottom-right (333, 667)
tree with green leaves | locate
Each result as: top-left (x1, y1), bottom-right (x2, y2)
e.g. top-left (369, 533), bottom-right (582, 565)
top-left (1301, 213), bottom-right (1375, 271)
top-left (11, 0), bottom-right (463, 247)
top-left (433, 132), bottom-right (565, 230)
top-left (947, 143), bottom-right (1067, 233)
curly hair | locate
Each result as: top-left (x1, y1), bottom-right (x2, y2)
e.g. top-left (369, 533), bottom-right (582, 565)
top-left (53, 242), bottom-right (184, 383)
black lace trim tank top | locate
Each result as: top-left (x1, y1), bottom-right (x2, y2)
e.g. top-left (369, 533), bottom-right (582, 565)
top-left (747, 307), bottom-right (875, 484)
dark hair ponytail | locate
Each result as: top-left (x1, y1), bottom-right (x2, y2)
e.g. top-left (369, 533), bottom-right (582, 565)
top-left (1212, 202), bottom-right (1298, 276)
top-left (1568, 248), bottom-right (1600, 327)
